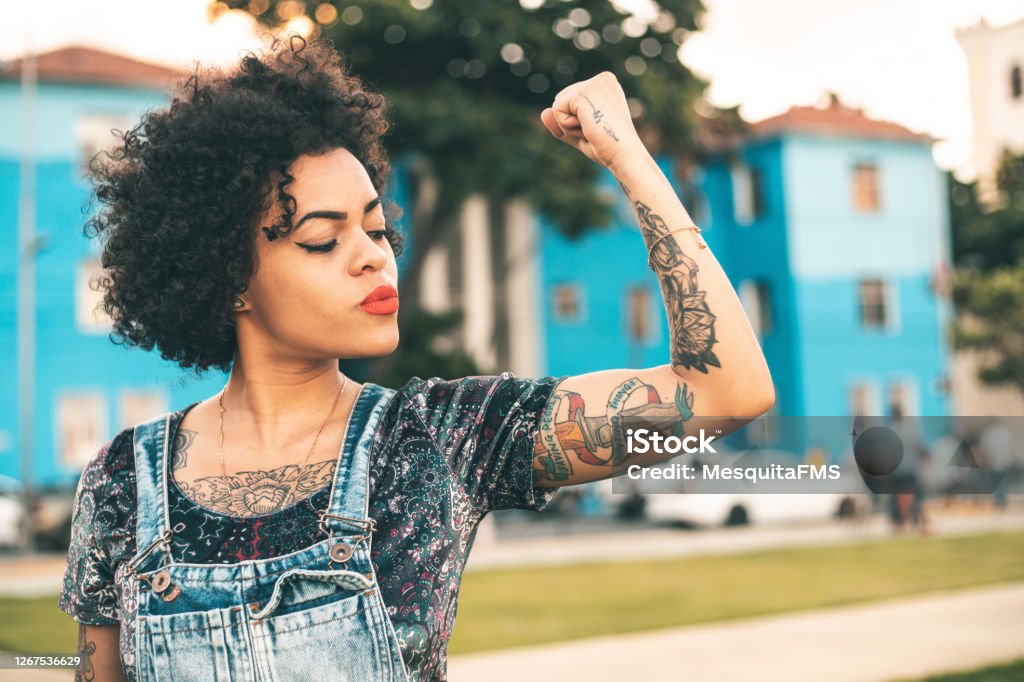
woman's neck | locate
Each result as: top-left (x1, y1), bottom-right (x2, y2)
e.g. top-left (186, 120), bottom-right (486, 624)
top-left (220, 359), bottom-right (352, 452)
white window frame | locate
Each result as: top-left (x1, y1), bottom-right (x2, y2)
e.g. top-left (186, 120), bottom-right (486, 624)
top-left (731, 162), bottom-right (750, 226)
top-left (739, 279), bottom-right (773, 339)
top-left (119, 389), bottom-right (169, 431)
top-left (852, 161), bottom-right (881, 213)
top-left (55, 391), bottom-right (108, 471)
top-left (625, 285), bottom-right (654, 343)
top-left (552, 282), bottom-right (585, 324)
top-left (886, 378), bottom-right (920, 418)
top-left (858, 278), bottom-right (899, 333)
top-left (848, 379), bottom-right (882, 418)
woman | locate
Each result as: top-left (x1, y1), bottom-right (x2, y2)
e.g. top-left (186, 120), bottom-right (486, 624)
top-left (59, 35), bottom-right (774, 681)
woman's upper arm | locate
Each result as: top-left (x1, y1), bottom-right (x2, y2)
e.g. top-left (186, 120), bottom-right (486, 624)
top-left (532, 363), bottom-right (772, 487)
top-left (75, 622), bottom-right (127, 682)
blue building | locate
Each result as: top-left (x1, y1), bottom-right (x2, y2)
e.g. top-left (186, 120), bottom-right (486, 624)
top-left (0, 48), bottom-right (221, 484)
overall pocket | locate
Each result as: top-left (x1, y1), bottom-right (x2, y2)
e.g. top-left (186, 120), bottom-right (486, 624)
top-left (248, 568), bottom-right (400, 681)
top-left (249, 566), bottom-right (373, 620)
top-left (135, 605), bottom-right (249, 682)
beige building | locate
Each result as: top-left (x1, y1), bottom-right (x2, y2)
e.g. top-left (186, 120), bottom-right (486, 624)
top-left (955, 16), bottom-right (1024, 207)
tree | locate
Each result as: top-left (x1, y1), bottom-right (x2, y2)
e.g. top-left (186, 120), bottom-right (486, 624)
top-left (217, 0), bottom-right (744, 382)
top-left (948, 148), bottom-right (1024, 393)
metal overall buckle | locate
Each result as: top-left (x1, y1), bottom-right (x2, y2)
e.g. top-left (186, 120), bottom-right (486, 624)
top-left (127, 522), bottom-right (186, 602)
top-left (318, 511), bottom-right (376, 569)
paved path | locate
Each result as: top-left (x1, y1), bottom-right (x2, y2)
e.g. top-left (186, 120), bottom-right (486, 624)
top-left (447, 582), bottom-right (1024, 682)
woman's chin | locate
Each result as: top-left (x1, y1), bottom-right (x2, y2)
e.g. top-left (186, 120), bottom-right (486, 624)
top-left (349, 331), bottom-right (400, 358)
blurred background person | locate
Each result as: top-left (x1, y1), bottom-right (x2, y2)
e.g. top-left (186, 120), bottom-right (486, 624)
top-left (978, 418), bottom-right (1013, 511)
top-left (886, 403), bottom-right (932, 534)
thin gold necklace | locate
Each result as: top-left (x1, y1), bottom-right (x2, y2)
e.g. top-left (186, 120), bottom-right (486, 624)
top-left (216, 374), bottom-right (348, 481)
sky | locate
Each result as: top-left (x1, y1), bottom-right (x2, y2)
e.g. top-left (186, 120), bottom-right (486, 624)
top-left (2, 0), bottom-right (1022, 181)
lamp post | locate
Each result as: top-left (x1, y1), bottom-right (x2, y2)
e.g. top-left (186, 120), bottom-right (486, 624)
top-left (17, 36), bottom-right (38, 554)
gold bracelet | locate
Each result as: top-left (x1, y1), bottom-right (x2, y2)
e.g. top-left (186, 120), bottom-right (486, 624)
top-left (646, 225), bottom-right (707, 269)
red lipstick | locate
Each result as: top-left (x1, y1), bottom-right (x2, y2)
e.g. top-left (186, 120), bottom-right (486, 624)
top-left (360, 284), bottom-right (399, 315)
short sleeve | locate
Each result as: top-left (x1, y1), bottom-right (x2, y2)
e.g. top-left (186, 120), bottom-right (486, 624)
top-left (57, 432), bottom-right (133, 625)
top-left (403, 371), bottom-right (568, 514)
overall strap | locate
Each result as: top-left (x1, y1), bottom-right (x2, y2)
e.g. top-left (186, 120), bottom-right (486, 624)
top-left (321, 382), bottom-right (396, 535)
top-left (132, 412), bottom-right (174, 559)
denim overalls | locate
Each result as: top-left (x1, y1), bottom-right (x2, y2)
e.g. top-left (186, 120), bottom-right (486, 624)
top-left (122, 382), bottom-right (409, 682)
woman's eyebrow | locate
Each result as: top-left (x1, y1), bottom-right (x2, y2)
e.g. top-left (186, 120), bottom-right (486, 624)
top-left (294, 196), bottom-right (382, 231)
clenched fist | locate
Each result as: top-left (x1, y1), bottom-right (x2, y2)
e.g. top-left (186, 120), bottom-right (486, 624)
top-left (539, 71), bottom-right (645, 173)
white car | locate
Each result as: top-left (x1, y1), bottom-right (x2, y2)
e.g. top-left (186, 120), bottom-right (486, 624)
top-left (0, 474), bottom-right (27, 548)
top-left (605, 449), bottom-right (866, 527)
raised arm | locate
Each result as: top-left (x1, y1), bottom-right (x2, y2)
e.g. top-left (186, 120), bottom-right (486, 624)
top-left (534, 72), bottom-right (774, 488)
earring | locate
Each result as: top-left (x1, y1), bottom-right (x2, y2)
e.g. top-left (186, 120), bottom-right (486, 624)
top-left (233, 298), bottom-right (245, 310)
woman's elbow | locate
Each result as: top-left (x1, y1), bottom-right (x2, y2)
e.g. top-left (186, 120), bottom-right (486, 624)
top-left (744, 358), bottom-right (775, 418)
top-left (754, 382), bottom-right (776, 417)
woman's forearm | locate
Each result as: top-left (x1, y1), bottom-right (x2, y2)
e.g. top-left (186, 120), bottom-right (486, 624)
top-left (610, 147), bottom-right (774, 409)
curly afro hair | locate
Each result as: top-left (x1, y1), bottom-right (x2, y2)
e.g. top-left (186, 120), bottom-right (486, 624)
top-left (84, 34), bottom-right (405, 376)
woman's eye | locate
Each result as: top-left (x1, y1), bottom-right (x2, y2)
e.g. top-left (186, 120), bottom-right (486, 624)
top-left (369, 229), bottom-right (390, 241)
top-left (298, 239), bottom-right (337, 253)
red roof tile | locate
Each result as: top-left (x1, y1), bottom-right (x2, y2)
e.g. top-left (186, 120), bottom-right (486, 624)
top-left (749, 92), bottom-right (936, 144)
top-left (0, 45), bottom-right (185, 89)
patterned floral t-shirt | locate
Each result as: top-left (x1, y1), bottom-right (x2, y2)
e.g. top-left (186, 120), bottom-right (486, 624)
top-left (58, 372), bottom-right (566, 681)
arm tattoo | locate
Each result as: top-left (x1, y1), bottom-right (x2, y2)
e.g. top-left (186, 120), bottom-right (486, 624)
top-left (580, 94), bottom-right (619, 141)
top-left (75, 624), bottom-right (96, 682)
top-left (175, 459), bottom-right (337, 516)
top-left (171, 428), bottom-right (196, 472)
top-left (534, 376), bottom-right (695, 483)
top-left (636, 200), bottom-right (720, 373)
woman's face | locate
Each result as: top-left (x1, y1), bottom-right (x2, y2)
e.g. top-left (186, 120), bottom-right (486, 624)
top-left (238, 146), bottom-right (400, 362)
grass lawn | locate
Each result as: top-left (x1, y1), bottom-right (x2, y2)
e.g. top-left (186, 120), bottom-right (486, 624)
top-left (2, 530), bottom-right (1022, 657)
top-left (902, 658), bottom-right (1024, 681)
top-left (449, 530), bottom-right (1024, 653)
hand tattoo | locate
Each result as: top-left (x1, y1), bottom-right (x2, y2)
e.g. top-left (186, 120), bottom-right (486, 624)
top-left (580, 94), bottom-right (619, 142)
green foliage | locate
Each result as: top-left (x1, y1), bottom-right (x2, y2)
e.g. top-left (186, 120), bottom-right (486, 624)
top-left (952, 267), bottom-right (1024, 386)
top-left (905, 659), bottom-right (1024, 682)
top-left (948, 148), bottom-right (1024, 392)
top-left (227, 0), bottom-right (713, 234)
top-left (995, 147), bottom-right (1024, 208)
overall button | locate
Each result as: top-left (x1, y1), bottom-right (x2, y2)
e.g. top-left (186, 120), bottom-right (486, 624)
top-left (329, 542), bottom-right (354, 562)
top-left (161, 583), bottom-right (181, 602)
top-left (151, 570), bottom-right (172, 594)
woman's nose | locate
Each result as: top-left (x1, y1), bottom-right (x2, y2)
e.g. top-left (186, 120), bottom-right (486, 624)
top-left (357, 233), bottom-right (389, 271)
